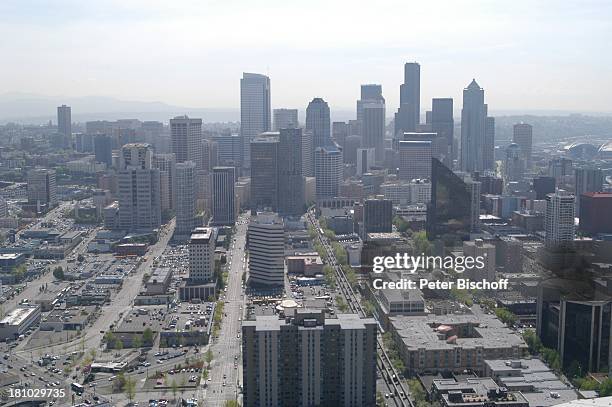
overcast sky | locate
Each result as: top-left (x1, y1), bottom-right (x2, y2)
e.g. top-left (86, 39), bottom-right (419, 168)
top-left (1, 0), bottom-right (611, 113)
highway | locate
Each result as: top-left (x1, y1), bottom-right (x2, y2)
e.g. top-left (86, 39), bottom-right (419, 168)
top-left (307, 210), bottom-right (413, 407)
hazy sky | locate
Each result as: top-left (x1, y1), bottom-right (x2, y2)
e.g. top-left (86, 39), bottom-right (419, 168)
top-left (1, 0), bottom-right (611, 113)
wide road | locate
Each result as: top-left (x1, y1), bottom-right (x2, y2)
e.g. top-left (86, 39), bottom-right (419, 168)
top-left (200, 213), bottom-right (249, 406)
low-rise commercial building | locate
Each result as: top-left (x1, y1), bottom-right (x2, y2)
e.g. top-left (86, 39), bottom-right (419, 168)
top-left (0, 304), bottom-right (41, 340)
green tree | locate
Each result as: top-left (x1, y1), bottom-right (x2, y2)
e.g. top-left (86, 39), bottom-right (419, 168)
top-left (224, 401), bottom-right (240, 407)
top-left (393, 215), bottom-right (410, 233)
top-left (413, 231), bottom-right (432, 255)
top-left (142, 327), bottom-right (154, 345)
top-left (170, 379), bottom-right (178, 400)
top-left (52, 266), bottom-right (64, 280)
top-left (132, 335), bottom-right (143, 349)
top-left (205, 349), bottom-right (214, 365)
top-left (123, 375), bottom-right (136, 402)
top-left (600, 378), bottom-right (612, 396)
top-left (494, 308), bottom-right (517, 327)
top-left (522, 329), bottom-right (542, 354)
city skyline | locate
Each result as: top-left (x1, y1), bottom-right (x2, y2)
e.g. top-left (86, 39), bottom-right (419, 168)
top-left (1, 0), bottom-right (611, 116)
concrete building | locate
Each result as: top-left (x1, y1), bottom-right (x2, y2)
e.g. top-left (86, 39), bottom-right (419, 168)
top-left (248, 212), bottom-right (285, 287)
top-left (314, 145), bottom-right (343, 200)
top-left (306, 98), bottom-right (331, 148)
top-left (513, 123), bottom-right (533, 170)
top-left (301, 129), bottom-right (314, 177)
top-left (27, 168), bottom-right (57, 209)
top-left (278, 127), bottom-right (305, 216)
top-left (361, 101), bottom-right (386, 163)
top-left (431, 98), bottom-right (454, 164)
top-left (212, 134), bottom-right (242, 166)
top-left (153, 153), bottom-right (176, 214)
top-left (504, 143), bottom-right (524, 183)
top-left (242, 309), bottom-right (377, 407)
top-left (460, 79), bottom-right (489, 173)
top-left (117, 143), bottom-right (161, 231)
top-left (170, 115), bottom-right (203, 170)
top-left (241, 72), bottom-right (271, 169)
top-left (463, 239), bottom-right (496, 281)
top-left (381, 180), bottom-right (431, 205)
top-left (0, 304), bottom-right (41, 340)
top-left (579, 192), bottom-right (612, 235)
top-left (189, 227), bottom-right (216, 283)
top-left (394, 62), bottom-right (420, 136)
top-left (356, 147), bottom-right (376, 176)
top-left (250, 134), bottom-right (279, 211)
top-left (363, 198), bottom-right (392, 238)
top-left (94, 134), bottom-right (113, 167)
top-left (574, 167), bottom-right (603, 213)
top-left (544, 191), bottom-right (575, 246)
top-left (211, 167), bottom-right (236, 226)
top-left (399, 140), bottom-right (432, 181)
top-left (57, 104), bottom-right (71, 139)
top-left (273, 108), bottom-right (298, 131)
top-left (174, 161), bottom-right (197, 237)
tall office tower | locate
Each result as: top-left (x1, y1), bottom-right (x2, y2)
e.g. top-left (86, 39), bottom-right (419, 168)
top-left (174, 161), bottom-right (197, 237)
top-left (212, 134), bottom-right (242, 166)
top-left (398, 140), bottom-right (432, 181)
top-left (240, 72), bottom-right (271, 169)
top-left (401, 132), bottom-right (446, 164)
top-left (153, 153), bottom-right (176, 214)
top-left (201, 139), bottom-right (218, 173)
top-left (427, 159), bottom-right (481, 241)
top-left (314, 145), bottom-right (343, 199)
top-left (188, 227), bottom-right (215, 283)
top-left (242, 310), bottom-right (377, 407)
top-left (545, 191), bottom-right (575, 246)
top-left (431, 98), bottom-right (454, 165)
top-left (394, 62), bottom-right (420, 137)
top-left (247, 212), bottom-right (285, 287)
top-left (533, 176), bottom-right (556, 200)
top-left (513, 123), bottom-right (533, 169)
top-left (332, 121), bottom-right (349, 150)
top-left (170, 115), bottom-right (203, 169)
top-left (75, 133), bottom-right (93, 153)
top-left (306, 98), bottom-right (331, 148)
top-left (574, 167), bottom-right (603, 213)
top-left (356, 148), bottom-right (376, 176)
top-left (463, 239), bottom-right (496, 281)
top-left (117, 143), bottom-right (161, 231)
top-left (93, 134), bottom-right (113, 167)
top-left (273, 108), bottom-right (298, 131)
top-left (0, 196), bottom-right (7, 217)
top-left (27, 169), bottom-right (57, 209)
top-left (549, 157), bottom-right (573, 179)
top-left (362, 101), bottom-right (386, 163)
top-left (301, 130), bottom-right (314, 177)
top-left (357, 84), bottom-right (384, 124)
top-left (504, 143), bottom-right (524, 183)
top-left (250, 134), bottom-right (279, 211)
top-left (343, 135), bottom-right (361, 165)
top-left (278, 128), bottom-right (305, 216)
top-left (460, 79), bottom-right (489, 173)
top-left (211, 166), bottom-right (236, 226)
top-left (363, 198), bottom-right (392, 237)
top-left (579, 192), bottom-right (612, 235)
top-left (484, 116), bottom-right (495, 171)
top-left (57, 105), bottom-right (71, 137)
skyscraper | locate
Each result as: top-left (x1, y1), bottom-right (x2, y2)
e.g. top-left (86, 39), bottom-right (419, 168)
top-left (394, 62), bottom-right (420, 137)
top-left (174, 161), bottom-right (197, 237)
top-left (513, 123), bottom-right (533, 169)
top-left (504, 143), bottom-right (524, 183)
top-left (242, 310), bottom-right (377, 407)
top-left (356, 148), bottom-right (376, 176)
top-left (278, 128), bottom-right (305, 216)
top-left (212, 166), bottom-right (236, 226)
top-left (314, 145), bottom-right (343, 200)
top-left (357, 84), bottom-right (384, 125)
top-left (240, 73), bottom-right (271, 169)
top-left (460, 79), bottom-right (489, 173)
top-left (27, 168), bottom-right (57, 209)
top-left (363, 197), bottom-right (393, 237)
top-left (250, 135), bottom-right (279, 211)
top-left (94, 134), bottom-right (113, 167)
top-left (431, 98), bottom-right (454, 165)
top-left (574, 167), bottom-right (603, 213)
top-left (57, 105), bottom-right (71, 137)
top-left (301, 130), bottom-right (314, 177)
top-left (398, 140), bottom-right (432, 181)
top-left (306, 98), bottom-right (331, 148)
top-left (117, 143), bottom-right (161, 231)
top-left (361, 101), bottom-right (385, 163)
top-left (247, 212), bottom-right (285, 287)
top-left (170, 115), bottom-right (203, 170)
top-left (533, 176), bottom-right (556, 200)
top-left (273, 108), bottom-right (298, 131)
top-left (484, 116), bottom-right (496, 171)
top-left (153, 153), bottom-right (176, 214)
top-left (545, 191), bottom-right (575, 246)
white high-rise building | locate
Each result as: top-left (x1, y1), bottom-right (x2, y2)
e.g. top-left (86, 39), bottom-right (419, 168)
top-left (545, 191), bottom-right (575, 245)
top-left (171, 116), bottom-right (203, 170)
top-left (314, 145), bottom-right (343, 199)
top-left (273, 108), bottom-right (298, 131)
top-left (117, 143), bottom-right (161, 231)
top-left (27, 168), bottom-right (57, 209)
top-left (241, 73), bottom-right (271, 169)
top-left (189, 227), bottom-right (216, 283)
top-left (398, 140), bottom-right (432, 181)
top-left (248, 212), bottom-right (285, 287)
top-left (175, 161), bottom-right (197, 237)
top-left (57, 105), bottom-right (71, 137)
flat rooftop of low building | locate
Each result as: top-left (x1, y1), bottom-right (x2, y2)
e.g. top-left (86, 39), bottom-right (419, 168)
top-left (390, 313), bottom-right (527, 351)
top-left (0, 304), bottom-right (39, 326)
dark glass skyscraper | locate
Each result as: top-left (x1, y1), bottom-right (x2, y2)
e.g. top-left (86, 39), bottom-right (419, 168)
top-left (394, 62), bottom-right (420, 137)
top-left (431, 98), bottom-right (454, 166)
top-left (250, 135), bottom-right (279, 211)
top-left (94, 134), bottom-right (113, 167)
top-left (278, 128), bottom-right (305, 216)
top-left (306, 98), bottom-right (331, 148)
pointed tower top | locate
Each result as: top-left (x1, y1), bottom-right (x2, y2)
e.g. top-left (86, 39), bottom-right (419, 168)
top-left (467, 79), bottom-right (481, 90)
